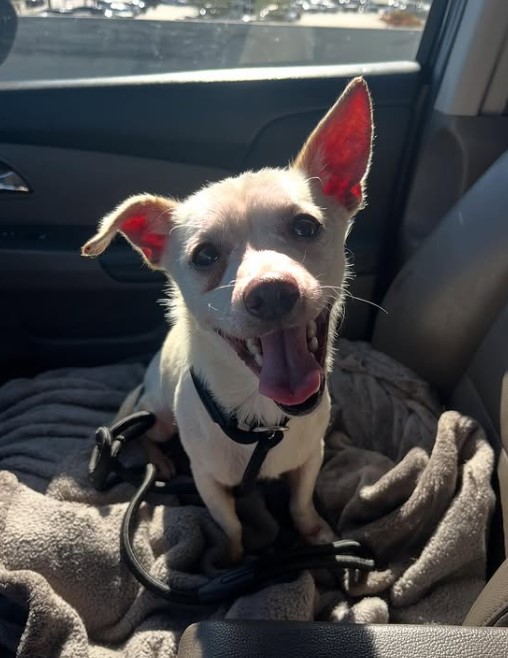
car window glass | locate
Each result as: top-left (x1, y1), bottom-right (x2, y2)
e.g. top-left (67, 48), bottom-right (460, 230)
top-left (1, 1), bottom-right (434, 82)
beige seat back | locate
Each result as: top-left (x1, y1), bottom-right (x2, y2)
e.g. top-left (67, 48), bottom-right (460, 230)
top-left (372, 151), bottom-right (508, 399)
top-left (373, 152), bottom-right (508, 625)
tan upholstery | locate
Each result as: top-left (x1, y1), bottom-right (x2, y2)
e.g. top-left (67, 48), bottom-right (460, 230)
top-left (372, 151), bottom-right (508, 399)
top-left (373, 153), bottom-right (508, 627)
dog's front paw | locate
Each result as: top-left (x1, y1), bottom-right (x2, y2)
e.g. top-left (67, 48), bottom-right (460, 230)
top-left (229, 540), bottom-right (244, 564)
top-left (142, 437), bottom-right (176, 481)
top-left (302, 519), bottom-right (338, 545)
top-left (293, 509), bottom-right (338, 545)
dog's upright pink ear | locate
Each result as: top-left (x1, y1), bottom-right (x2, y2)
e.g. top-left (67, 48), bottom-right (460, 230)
top-left (81, 194), bottom-right (177, 269)
top-left (294, 77), bottom-right (373, 213)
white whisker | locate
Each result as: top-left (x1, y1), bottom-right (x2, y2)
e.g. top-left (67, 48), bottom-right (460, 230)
top-left (214, 280), bottom-right (237, 292)
top-left (345, 291), bottom-right (388, 315)
top-left (168, 223), bottom-right (187, 237)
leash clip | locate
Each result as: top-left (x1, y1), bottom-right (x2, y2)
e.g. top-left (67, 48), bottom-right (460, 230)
top-left (88, 426), bottom-right (114, 491)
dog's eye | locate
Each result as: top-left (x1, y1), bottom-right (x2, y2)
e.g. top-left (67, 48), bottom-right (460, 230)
top-left (191, 243), bottom-right (220, 268)
top-left (291, 214), bottom-right (322, 239)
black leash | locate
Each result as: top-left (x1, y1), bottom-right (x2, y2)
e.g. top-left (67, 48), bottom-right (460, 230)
top-left (89, 410), bottom-right (197, 496)
top-left (120, 462), bottom-right (375, 605)
top-left (88, 381), bottom-right (376, 606)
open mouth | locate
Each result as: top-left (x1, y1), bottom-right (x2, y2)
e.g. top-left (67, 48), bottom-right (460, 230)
top-left (219, 306), bottom-right (331, 416)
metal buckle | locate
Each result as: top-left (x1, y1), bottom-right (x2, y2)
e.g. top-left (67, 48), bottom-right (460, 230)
top-left (251, 425), bottom-right (290, 434)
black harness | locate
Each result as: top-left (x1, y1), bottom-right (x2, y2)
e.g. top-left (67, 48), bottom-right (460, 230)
top-left (190, 368), bottom-right (289, 495)
top-left (88, 372), bottom-right (375, 605)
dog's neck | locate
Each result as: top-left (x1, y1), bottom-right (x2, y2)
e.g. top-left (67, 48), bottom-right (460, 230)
top-left (176, 306), bottom-right (287, 428)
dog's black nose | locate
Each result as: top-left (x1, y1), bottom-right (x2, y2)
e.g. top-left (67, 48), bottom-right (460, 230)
top-left (244, 279), bottom-right (300, 320)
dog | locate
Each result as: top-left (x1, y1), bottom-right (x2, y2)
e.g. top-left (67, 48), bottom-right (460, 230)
top-left (82, 77), bottom-right (373, 562)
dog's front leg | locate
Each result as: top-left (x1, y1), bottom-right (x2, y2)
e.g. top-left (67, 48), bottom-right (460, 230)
top-left (140, 412), bottom-right (179, 480)
top-left (193, 470), bottom-right (243, 563)
top-left (288, 446), bottom-right (337, 545)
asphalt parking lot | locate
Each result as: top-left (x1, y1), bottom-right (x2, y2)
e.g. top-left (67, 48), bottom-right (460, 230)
top-left (137, 4), bottom-right (390, 28)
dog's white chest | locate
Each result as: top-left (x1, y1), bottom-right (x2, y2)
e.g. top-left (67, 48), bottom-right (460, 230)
top-left (174, 374), bottom-right (330, 487)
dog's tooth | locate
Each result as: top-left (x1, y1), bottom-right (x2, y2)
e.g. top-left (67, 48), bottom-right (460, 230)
top-left (307, 321), bottom-right (317, 339)
top-left (246, 338), bottom-right (261, 355)
top-left (255, 354), bottom-right (263, 367)
top-left (308, 337), bottom-right (318, 353)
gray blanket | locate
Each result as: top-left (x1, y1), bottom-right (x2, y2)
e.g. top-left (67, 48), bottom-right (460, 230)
top-left (0, 340), bottom-right (495, 657)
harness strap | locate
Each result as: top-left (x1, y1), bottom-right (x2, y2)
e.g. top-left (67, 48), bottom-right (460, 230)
top-left (190, 368), bottom-right (289, 444)
top-left (239, 433), bottom-right (283, 495)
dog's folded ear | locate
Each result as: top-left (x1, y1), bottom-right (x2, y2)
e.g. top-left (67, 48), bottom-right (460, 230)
top-left (294, 76), bottom-right (373, 214)
top-left (81, 194), bottom-right (177, 268)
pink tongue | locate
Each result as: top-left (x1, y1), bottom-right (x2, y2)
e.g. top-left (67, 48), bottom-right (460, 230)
top-left (258, 326), bottom-right (322, 405)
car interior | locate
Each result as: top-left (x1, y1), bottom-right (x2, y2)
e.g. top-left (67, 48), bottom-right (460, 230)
top-left (0, 0), bottom-right (507, 654)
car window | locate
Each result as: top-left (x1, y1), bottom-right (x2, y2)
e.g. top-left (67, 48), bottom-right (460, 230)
top-left (1, 0), bottom-right (434, 82)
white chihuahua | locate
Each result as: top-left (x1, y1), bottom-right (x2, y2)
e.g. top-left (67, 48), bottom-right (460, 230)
top-left (82, 77), bottom-right (373, 561)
